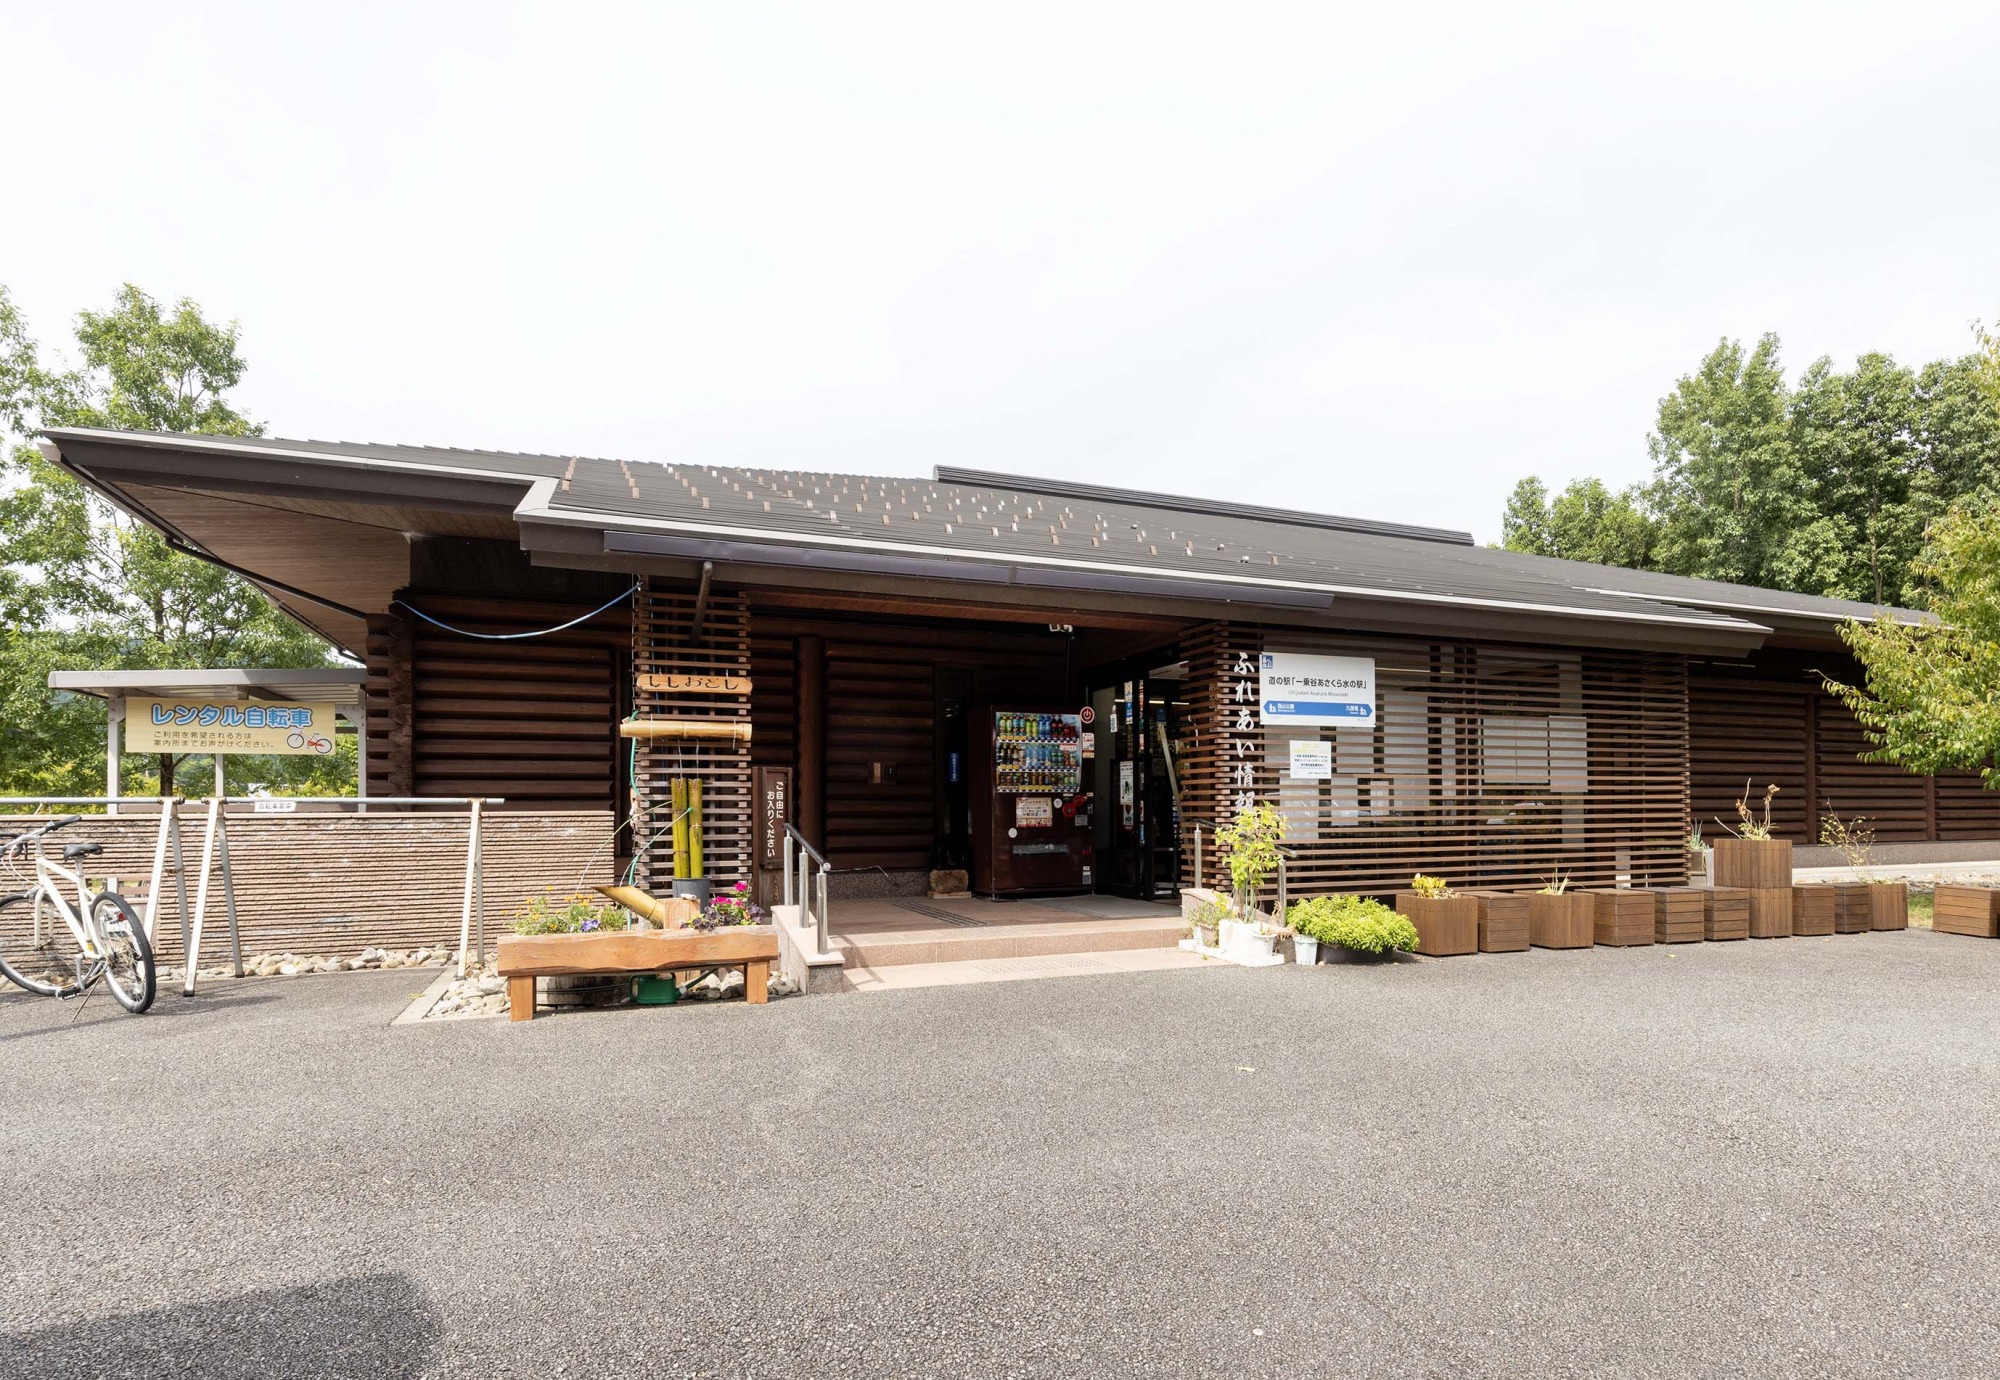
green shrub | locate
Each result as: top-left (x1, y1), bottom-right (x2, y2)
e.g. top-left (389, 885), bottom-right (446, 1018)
top-left (1287, 894), bottom-right (1418, 956)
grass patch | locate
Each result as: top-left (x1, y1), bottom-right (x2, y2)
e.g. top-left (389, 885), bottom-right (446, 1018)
top-left (1908, 891), bottom-right (1933, 929)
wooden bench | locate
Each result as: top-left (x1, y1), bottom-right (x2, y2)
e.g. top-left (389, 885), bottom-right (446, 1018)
top-left (495, 927), bottom-right (782, 1021)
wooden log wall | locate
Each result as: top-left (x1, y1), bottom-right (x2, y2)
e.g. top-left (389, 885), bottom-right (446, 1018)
top-left (364, 594), bottom-right (627, 809)
top-left (1181, 623), bottom-right (1691, 897)
top-left (632, 581), bottom-right (753, 892)
top-left (1689, 649), bottom-right (2000, 843)
top-left (0, 810), bottom-right (612, 964)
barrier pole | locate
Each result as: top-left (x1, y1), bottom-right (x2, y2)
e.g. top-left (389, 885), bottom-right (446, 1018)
top-left (458, 799), bottom-right (483, 977)
top-left (185, 799), bottom-right (221, 995)
top-left (144, 799), bottom-right (174, 941)
top-left (218, 808), bottom-right (242, 977)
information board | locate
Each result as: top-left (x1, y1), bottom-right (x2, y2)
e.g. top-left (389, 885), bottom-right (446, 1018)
top-left (1258, 652), bottom-right (1376, 729)
top-left (126, 699), bottom-right (339, 755)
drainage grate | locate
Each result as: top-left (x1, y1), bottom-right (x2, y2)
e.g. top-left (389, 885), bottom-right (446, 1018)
top-left (893, 899), bottom-right (991, 927)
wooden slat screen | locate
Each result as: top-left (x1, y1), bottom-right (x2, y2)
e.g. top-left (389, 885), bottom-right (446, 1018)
top-left (1690, 650), bottom-right (2000, 843)
top-left (632, 582), bottom-right (753, 892)
top-left (1181, 624), bottom-right (1691, 898)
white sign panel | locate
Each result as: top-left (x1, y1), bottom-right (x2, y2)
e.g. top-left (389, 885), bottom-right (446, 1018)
top-left (1287, 740), bottom-right (1333, 780)
top-left (1259, 652), bottom-right (1376, 729)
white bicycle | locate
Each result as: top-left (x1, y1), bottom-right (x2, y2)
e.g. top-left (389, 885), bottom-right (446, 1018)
top-left (0, 816), bottom-right (156, 1014)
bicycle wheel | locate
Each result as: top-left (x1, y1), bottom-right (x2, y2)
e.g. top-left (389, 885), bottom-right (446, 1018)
top-left (0, 891), bottom-right (85, 998)
top-left (92, 892), bottom-right (155, 1014)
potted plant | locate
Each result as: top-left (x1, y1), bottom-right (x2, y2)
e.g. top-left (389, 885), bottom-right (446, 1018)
top-left (1215, 802), bottom-right (1287, 960)
top-left (507, 891), bottom-right (636, 1008)
top-left (1288, 895), bottom-right (1418, 963)
top-left (1821, 808), bottom-right (1904, 932)
top-left (1392, 873), bottom-right (1479, 956)
top-left (1685, 823), bottom-right (1710, 881)
top-left (1289, 922), bottom-right (1320, 966)
top-left (1187, 897), bottom-right (1225, 951)
top-left (1528, 870), bottom-right (1594, 949)
top-left (1712, 781), bottom-right (1792, 889)
top-left (692, 880), bottom-right (768, 930)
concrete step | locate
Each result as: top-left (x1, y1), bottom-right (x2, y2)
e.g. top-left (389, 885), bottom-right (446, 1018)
top-left (832, 915), bottom-right (1186, 969)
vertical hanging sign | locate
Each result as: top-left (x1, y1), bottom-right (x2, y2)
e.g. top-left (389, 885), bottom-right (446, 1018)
top-left (1226, 648), bottom-right (1260, 813)
top-left (754, 767), bottom-right (792, 872)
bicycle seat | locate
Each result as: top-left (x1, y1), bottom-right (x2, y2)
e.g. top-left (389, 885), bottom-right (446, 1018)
top-left (62, 842), bottom-right (104, 862)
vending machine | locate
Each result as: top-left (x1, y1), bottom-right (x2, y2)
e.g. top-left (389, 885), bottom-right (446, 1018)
top-left (970, 707), bottom-right (1094, 896)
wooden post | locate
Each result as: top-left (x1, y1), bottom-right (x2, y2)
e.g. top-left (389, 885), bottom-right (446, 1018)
top-left (797, 634), bottom-right (826, 853)
top-left (106, 698), bottom-right (123, 817)
top-left (508, 975), bottom-right (536, 1021)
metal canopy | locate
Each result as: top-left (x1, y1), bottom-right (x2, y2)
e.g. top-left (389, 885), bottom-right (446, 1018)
top-left (48, 667), bottom-right (366, 706)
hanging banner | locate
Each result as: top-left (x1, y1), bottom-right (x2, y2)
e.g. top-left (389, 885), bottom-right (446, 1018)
top-left (125, 699), bottom-right (339, 755)
top-left (1258, 652), bottom-right (1376, 729)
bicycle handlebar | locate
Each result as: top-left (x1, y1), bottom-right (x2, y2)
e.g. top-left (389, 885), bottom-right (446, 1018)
top-left (2, 815), bottom-right (81, 856)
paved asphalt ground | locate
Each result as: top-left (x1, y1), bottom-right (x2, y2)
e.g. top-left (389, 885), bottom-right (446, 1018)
top-left (5, 932), bottom-right (2000, 1379)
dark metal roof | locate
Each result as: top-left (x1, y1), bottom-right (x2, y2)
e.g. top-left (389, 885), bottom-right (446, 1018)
top-left (40, 427), bottom-right (1925, 636)
top-left (931, 466), bottom-right (1474, 546)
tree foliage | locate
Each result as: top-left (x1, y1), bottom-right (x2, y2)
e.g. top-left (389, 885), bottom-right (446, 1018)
top-left (1501, 327), bottom-right (2000, 607)
top-left (1833, 502), bottom-right (2000, 785)
top-left (0, 283), bottom-right (347, 799)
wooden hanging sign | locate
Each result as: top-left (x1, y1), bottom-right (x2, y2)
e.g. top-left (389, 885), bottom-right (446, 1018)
top-left (637, 673), bottom-right (752, 695)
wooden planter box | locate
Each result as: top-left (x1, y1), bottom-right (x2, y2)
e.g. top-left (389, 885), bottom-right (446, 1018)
top-left (1394, 893), bottom-right (1479, 956)
top-left (1467, 891), bottom-right (1530, 953)
top-left (1589, 890), bottom-right (1655, 946)
top-left (495, 926), bottom-right (781, 1020)
top-left (1747, 887), bottom-right (1792, 939)
top-left (1703, 887), bottom-right (1750, 941)
top-left (1867, 882), bottom-right (1908, 931)
top-left (1713, 838), bottom-right (1792, 890)
top-left (1932, 886), bottom-right (2000, 938)
top-left (1791, 885), bottom-right (1836, 937)
top-left (1529, 892), bottom-right (1595, 949)
top-left (1652, 887), bottom-right (1706, 944)
top-left (1829, 884), bottom-right (1873, 935)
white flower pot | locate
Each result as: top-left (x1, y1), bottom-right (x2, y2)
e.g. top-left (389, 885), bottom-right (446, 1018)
top-left (1225, 927), bottom-right (1275, 963)
top-left (1293, 935), bottom-right (1319, 965)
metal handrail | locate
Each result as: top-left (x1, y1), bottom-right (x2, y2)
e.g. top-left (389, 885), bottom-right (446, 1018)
top-left (782, 824), bottom-right (833, 957)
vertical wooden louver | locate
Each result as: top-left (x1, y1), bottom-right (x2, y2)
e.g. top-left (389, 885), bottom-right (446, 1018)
top-left (632, 580), bottom-right (754, 891)
top-left (1179, 623), bottom-right (1691, 898)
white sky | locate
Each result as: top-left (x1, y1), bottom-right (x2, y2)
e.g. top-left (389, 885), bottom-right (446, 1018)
top-left (5, 1), bottom-right (1997, 542)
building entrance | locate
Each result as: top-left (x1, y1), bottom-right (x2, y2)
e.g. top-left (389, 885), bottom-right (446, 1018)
top-left (1091, 663), bottom-right (1189, 902)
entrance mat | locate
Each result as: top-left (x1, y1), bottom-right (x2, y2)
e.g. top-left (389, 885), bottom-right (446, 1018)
top-left (892, 899), bottom-right (992, 927)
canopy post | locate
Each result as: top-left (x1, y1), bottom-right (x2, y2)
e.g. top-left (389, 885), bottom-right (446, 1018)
top-left (106, 698), bottom-right (124, 817)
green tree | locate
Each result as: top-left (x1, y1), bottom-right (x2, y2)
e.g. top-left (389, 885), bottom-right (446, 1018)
top-left (1834, 501), bottom-right (2000, 784)
top-left (1501, 475), bottom-right (1656, 568)
top-left (0, 283), bottom-right (346, 799)
top-left (1791, 351), bottom-right (1923, 604)
top-left (1645, 334), bottom-right (1837, 592)
top-left (1500, 324), bottom-right (2000, 609)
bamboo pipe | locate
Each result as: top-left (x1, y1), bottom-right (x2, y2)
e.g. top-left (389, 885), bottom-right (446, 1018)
top-left (619, 719), bottom-right (752, 742)
top-left (593, 885), bottom-right (700, 928)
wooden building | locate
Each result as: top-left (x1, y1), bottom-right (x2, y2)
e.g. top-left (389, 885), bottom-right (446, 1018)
top-left (39, 428), bottom-right (2000, 904)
